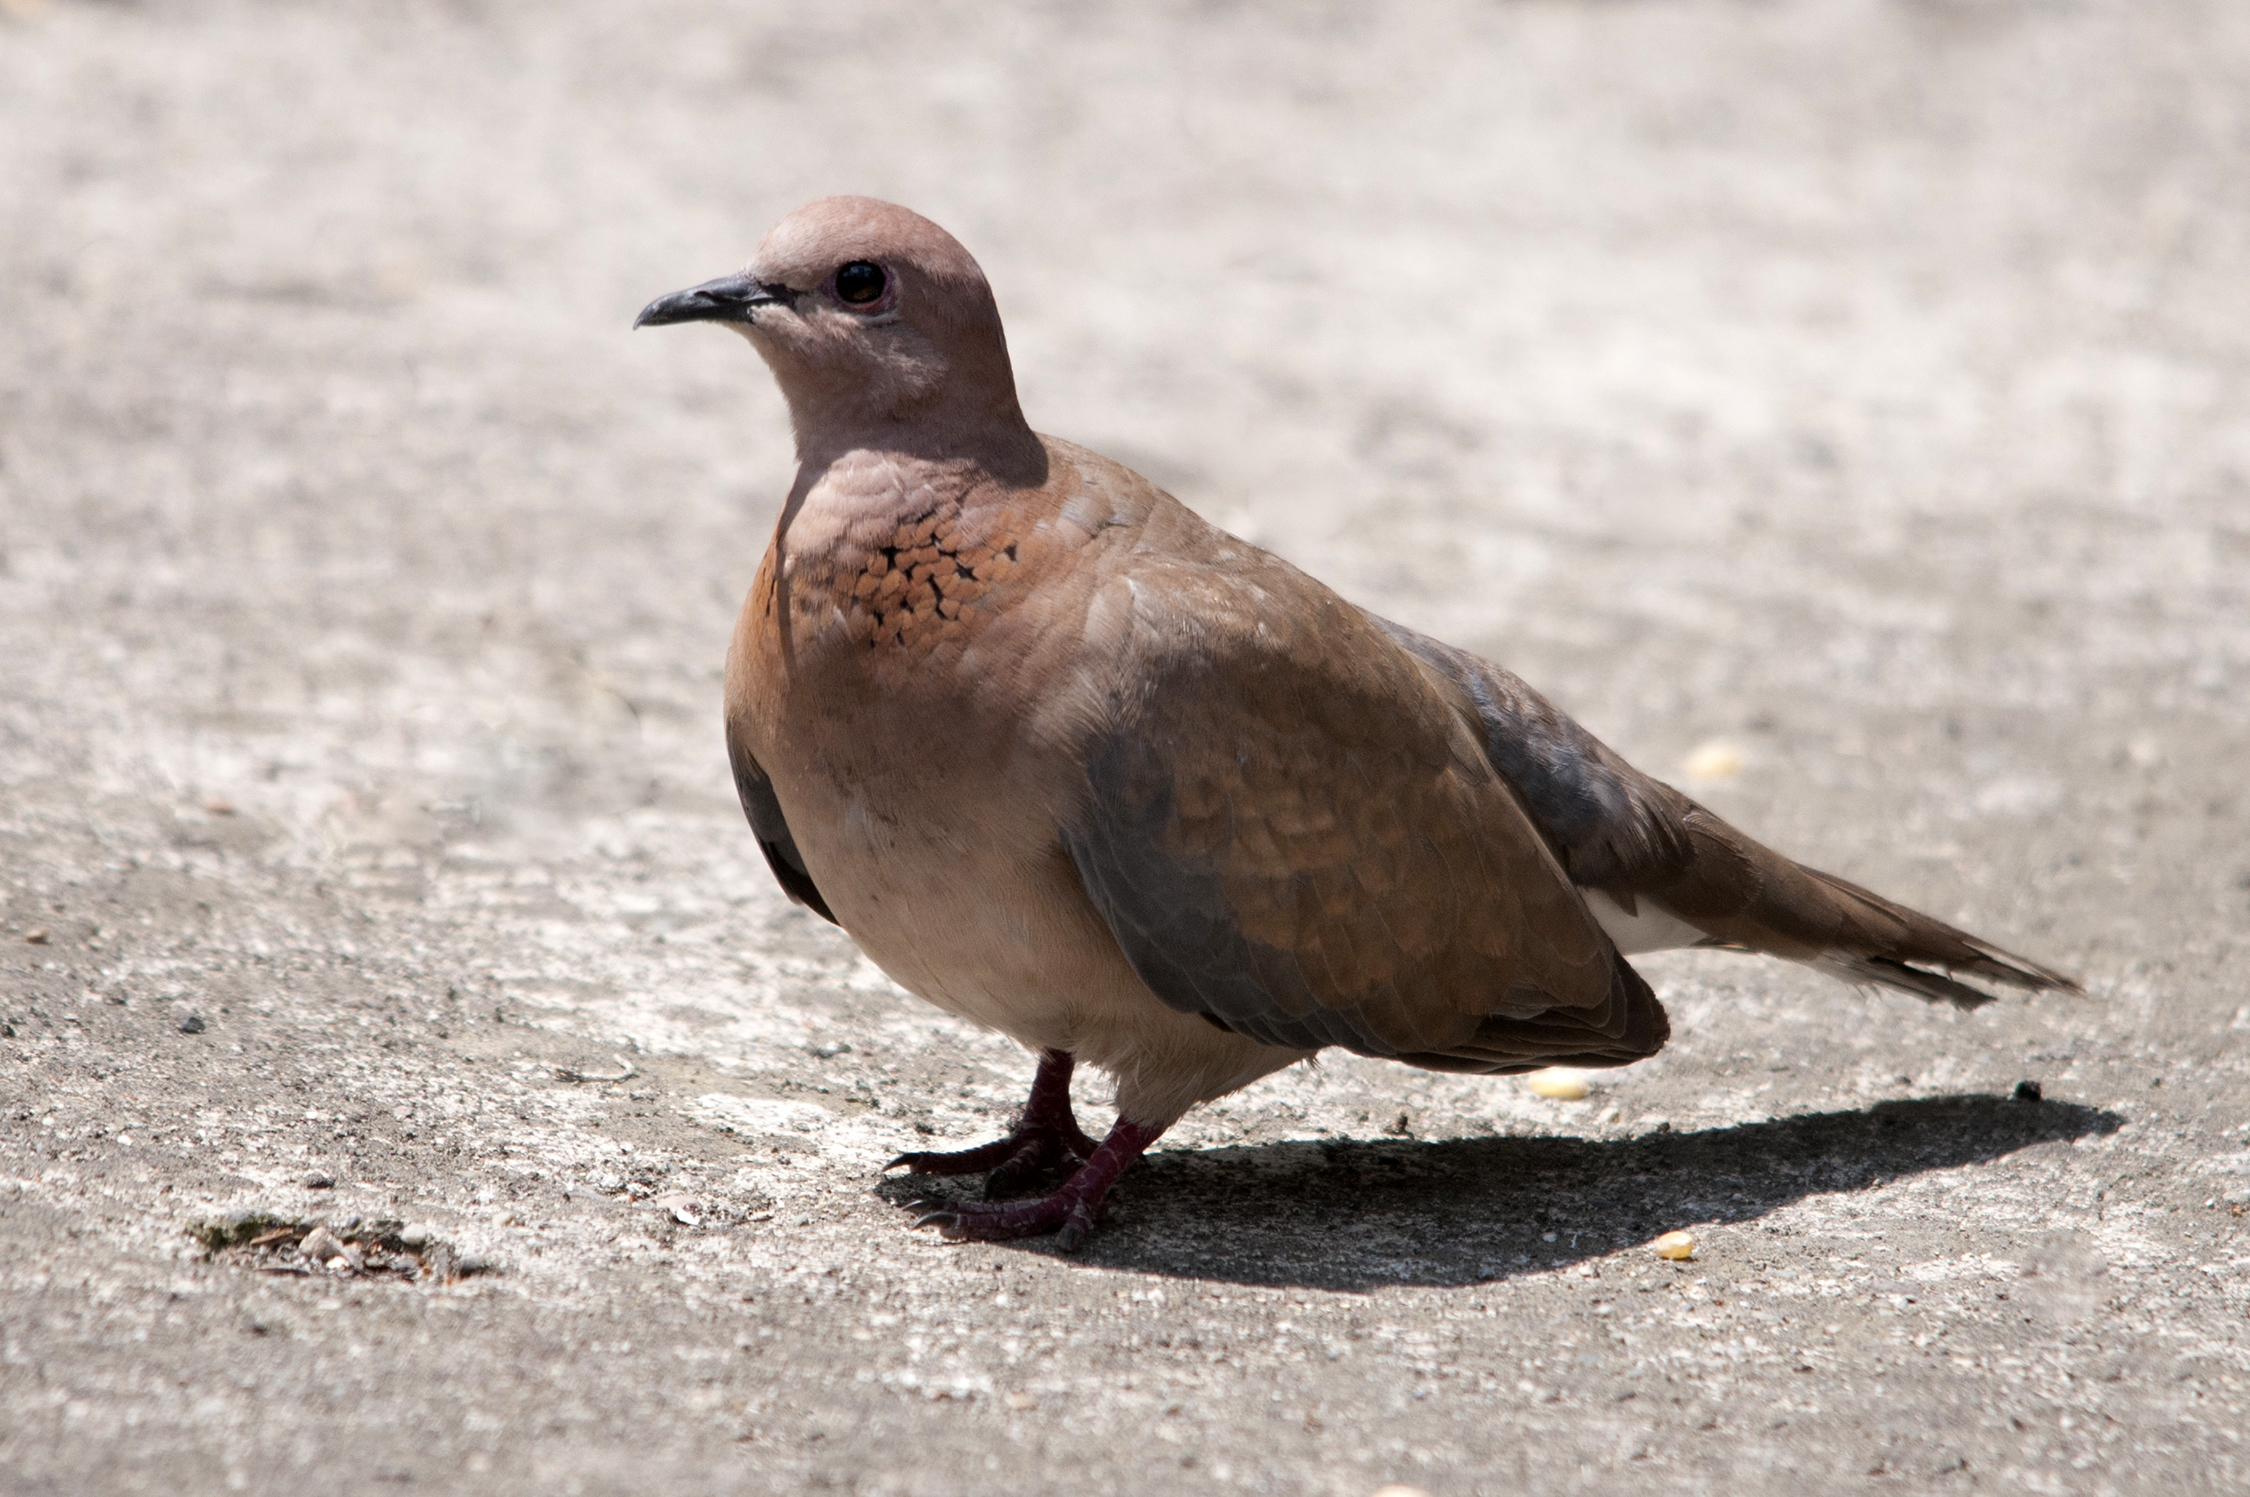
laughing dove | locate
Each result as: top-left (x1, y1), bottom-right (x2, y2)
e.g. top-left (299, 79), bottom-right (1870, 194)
top-left (636, 197), bottom-right (2077, 1248)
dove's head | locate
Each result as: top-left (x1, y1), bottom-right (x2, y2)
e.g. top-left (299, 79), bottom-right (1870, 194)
top-left (637, 197), bottom-right (1033, 466)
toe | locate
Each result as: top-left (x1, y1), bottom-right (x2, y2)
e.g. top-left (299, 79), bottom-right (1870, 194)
top-left (981, 1140), bottom-right (1056, 1199)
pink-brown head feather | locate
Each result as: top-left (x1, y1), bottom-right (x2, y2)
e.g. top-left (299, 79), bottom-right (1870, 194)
top-left (736, 197), bottom-right (1037, 470)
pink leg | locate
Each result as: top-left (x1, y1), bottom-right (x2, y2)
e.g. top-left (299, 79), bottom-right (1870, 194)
top-left (912, 1117), bottom-right (1168, 1250)
top-left (885, 1050), bottom-right (1102, 1199)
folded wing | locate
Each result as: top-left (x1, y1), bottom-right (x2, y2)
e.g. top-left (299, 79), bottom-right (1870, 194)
top-left (728, 728), bottom-right (838, 925)
top-left (1061, 546), bottom-right (1667, 1073)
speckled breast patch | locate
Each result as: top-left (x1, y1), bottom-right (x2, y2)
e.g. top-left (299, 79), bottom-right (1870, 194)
top-left (850, 510), bottom-right (1019, 649)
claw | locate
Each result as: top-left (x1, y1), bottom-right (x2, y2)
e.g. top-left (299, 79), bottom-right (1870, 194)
top-left (891, 1118), bottom-right (1166, 1245)
top-left (882, 1054), bottom-right (1169, 1246)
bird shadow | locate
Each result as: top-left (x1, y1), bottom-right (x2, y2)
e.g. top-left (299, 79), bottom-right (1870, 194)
top-left (874, 1094), bottom-right (2118, 1290)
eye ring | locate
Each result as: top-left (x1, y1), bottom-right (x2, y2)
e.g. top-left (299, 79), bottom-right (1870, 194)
top-left (835, 261), bottom-right (887, 306)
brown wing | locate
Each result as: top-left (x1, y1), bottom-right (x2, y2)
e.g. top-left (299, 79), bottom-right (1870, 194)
top-left (1059, 545), bottom-right (1667, 1073)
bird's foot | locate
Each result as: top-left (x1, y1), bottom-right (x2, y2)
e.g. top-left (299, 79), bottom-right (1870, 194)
top-left (912, 1119), bottom-right (1166, 1250)
top-left (885, 1049), bottom-right (1101, 1198)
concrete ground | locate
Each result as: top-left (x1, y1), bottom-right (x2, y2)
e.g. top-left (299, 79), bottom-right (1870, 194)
top-left (3, 0), bottom-right (2248, 1492)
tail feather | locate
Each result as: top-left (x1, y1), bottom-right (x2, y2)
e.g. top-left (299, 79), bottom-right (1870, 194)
top-left (1803, 867), bottom-right (2081, 1002)
top-left (1380, 623), bottom-right (2083, 1011)
top-left (1811, 954), bottom-right (2004, 1010)
top-left (1631, 806), bottom-right (2082, 1010)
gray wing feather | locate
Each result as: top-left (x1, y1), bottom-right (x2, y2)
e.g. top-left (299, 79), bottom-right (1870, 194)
top-left (1366, 614), bottom-right (1693, 892)
top-left (728, 743), bottom-right (838, 926)
top-left (1060, 734), bottom-right (1411, 1054)
top-left (1062, 732), bottom-right (1668, 1068)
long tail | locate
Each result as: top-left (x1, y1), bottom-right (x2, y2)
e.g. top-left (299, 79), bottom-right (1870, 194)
top-left (1616, 804), bottom-right (2081, 1010)
top-left (1367, 617), bottom-right (2082, 1009)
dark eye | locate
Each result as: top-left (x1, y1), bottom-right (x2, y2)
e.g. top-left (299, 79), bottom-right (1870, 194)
top-left (835, 261), bottom-right (886, 305)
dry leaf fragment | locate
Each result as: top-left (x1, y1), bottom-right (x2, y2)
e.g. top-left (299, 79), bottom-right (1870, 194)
top-left (553, 1058), bottom-right (636, 1084)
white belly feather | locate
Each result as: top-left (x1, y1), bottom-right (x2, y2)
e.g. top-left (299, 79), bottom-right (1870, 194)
top-left (1579, 888), bottom-right (1708, 955)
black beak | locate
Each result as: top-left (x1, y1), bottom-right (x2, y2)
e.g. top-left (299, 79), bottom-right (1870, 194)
top-left (634, 272), bottom-right (782, 329)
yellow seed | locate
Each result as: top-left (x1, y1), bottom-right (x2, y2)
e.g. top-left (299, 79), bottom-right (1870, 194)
top-left (1682, 740), bottom-right (1744, 782)
top-left (1653, 1230), bottom-right (1696, 1261)
top-left (1526, 1068), bottom-right (1590, 1100)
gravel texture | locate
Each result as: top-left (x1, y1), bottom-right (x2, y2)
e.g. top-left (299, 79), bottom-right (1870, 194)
top-left (3, 1), bottom-right (2247, 1493)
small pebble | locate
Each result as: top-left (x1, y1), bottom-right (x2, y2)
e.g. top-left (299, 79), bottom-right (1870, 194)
top-left (178, 1015), bottom-right (206, 1034)
top-left (1004, 1392), bottom-right (1037, 1411)
top-left (1681, 741), bottom-right (1744, 782)
top-left (301, 1172), bottom-right (335, 1190)
top-left (299, 1226), bottom-right (347, 1264)
top-left (1653, 1230), bottom-right (1696, 1261)
top-left (398, 1224), bottom-right (434, 1247)
top-left (2013, 1079), bottom-right (2043, 1102)
top-left (656, 1194), bottom-right (703, 1227)
top-left (1527, 1068), bottom-right (1590, 1100)
top-left (25, 928), bottom-right (50, 945)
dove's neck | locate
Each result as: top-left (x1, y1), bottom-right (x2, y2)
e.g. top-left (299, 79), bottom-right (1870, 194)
top-left (784, 380), bottom-right (1048, 496)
